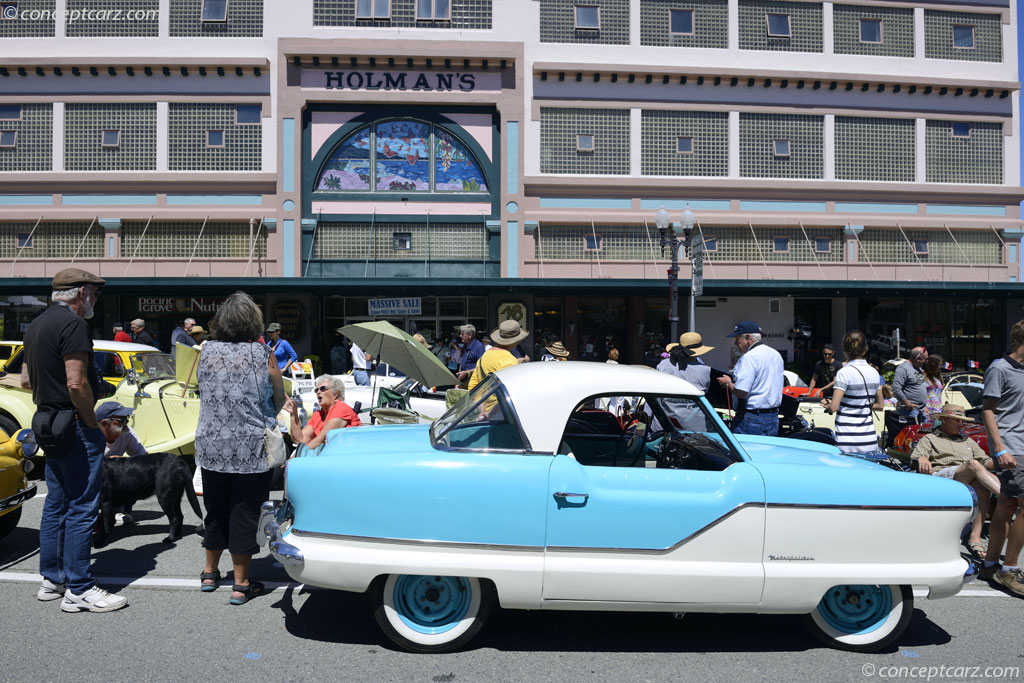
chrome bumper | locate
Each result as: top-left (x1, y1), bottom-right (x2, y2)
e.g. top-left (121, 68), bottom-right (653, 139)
top-left (0, 483), bottom-right (37, 513)
top-left (257, 500), bottom-right (304, 568)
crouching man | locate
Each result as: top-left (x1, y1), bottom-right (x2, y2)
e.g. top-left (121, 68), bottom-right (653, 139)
top-left (97, 401), bottom-right (147, 525)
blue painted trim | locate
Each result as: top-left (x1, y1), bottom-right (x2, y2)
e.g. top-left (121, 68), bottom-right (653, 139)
top-left (166, 194), bottom-right (263, 206)
top-left (62, 194), bottom-right (157, 206)
top-left (507, 220), bottom-right (519, 278)
top-left (835, 202), bottom-right (918, 214)
top-left (639, 199), bottom-right (731, 211)
top-left (925, 205), bottom-right (1006, 216)
top-left (283, 118), bottom-right (295, 194)
top-left (301, 218), bottom-right (318, 229)
top-left (739, 200), bottom-right (827, 212)
top-left (98, 218), bottom-right (122, 230)
top-left (539, 197), bottom-right (632, 209)
top-left (283, 218), bottom-right (295, 277)
top-left (843, 224), bottom-right (864, 235)
top-left (506, 121), bottom-right (519, 195)
top-left (0, 194), bottom-right (52, 205)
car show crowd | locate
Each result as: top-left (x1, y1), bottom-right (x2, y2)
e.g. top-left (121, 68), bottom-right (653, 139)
top-left (12, 266), bottom-right (1024, 617)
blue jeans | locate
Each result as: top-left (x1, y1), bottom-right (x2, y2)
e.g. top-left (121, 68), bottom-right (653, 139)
top-left (733, 411), bottom-right (779, 436)
top-left (353, 369), bottom-right (370, 386)
top-left (39, 422), bottom-right (105, 594)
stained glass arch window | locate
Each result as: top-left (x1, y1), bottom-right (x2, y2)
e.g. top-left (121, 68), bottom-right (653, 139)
top-left (316, 119), bottom-right (488, 194)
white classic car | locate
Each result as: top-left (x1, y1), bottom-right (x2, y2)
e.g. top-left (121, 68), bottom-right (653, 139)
top-left (260, 362), bottom-right (975, 653)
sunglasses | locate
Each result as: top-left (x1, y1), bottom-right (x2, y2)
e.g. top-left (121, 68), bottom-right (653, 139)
top-left (314, 386), bottom-right (331, 394)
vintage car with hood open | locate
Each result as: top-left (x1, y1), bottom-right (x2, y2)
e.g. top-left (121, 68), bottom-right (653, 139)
top-left (260, 362), bottom-right (975, 654)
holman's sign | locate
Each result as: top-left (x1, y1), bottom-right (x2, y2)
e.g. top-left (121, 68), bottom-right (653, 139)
top-left (302, 69), bottom-right (502, 93)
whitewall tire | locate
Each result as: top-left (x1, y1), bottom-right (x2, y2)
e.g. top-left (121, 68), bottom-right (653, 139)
top-left (373, 574), bottom-right (493, 653)
top-left (803, 584), bottom-right (913, 652)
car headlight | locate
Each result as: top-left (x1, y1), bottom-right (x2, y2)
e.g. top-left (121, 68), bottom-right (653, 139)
top-left (16, 429), bottom-right (38, 458)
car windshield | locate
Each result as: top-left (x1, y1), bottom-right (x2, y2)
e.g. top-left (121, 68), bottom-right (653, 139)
top-left (430, 375), bottom-right (528, 451)
top-left (133, 352), bottom-right (175, 381)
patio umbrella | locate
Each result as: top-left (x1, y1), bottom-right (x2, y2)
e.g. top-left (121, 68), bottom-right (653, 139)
top-left (338, 320), bottom-right (456, 389)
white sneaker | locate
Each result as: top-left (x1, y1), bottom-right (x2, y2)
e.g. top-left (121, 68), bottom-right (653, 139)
top-left (60, 586), bottom-right (128, 613)
top-left (37, 578), bottom-right (66, 601)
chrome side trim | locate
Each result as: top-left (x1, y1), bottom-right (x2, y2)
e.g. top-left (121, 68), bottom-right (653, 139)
top-left (0, 483), bottom-right (36, 512)
top-left (766, 503), bottom-right (973, 512)
top-left (290, 528), bottom-right (544, 553)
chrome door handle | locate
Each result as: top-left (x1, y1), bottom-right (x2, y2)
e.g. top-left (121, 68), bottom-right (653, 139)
top-left (554, 491), bottom-right (589, 501)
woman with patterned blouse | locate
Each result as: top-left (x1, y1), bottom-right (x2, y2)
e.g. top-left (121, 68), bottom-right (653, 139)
top-left (195, 292), bottom-right (285, 605)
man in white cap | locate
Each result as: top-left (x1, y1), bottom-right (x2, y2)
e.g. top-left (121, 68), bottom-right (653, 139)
top-left (468, 320), bottom-right (529, 390)
top-left (716, 320), bottom-right (784, 436)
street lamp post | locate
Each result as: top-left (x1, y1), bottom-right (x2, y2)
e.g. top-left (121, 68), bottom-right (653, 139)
top-left (654, 204), bottom-right (697, 342)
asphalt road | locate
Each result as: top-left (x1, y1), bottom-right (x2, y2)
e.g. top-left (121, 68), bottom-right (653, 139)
top-left (2, 484), bottom-right (1023, 683)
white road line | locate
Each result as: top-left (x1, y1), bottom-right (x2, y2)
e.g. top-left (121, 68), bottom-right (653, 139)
top-left (0, 571), bottom-right (301, 592)
top-left (0, 570), bottom-right (1009, 597)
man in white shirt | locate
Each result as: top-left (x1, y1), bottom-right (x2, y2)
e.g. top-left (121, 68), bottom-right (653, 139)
top-left (716, 321), bottom-right (784, 436)
top-left (349, 340), bottom-right (372, 386)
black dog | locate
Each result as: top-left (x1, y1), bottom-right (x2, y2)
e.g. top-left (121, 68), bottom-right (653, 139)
top-left (96, 453), bottom-right (203, 547)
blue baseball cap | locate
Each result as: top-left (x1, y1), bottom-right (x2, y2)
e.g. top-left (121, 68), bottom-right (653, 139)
top-left (726, 321), bottom-right (761, 338)
top-left (96, 402), bottom-right (133, 422)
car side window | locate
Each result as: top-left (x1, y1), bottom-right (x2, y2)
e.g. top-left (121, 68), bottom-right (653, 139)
top-left (561, 394), bottom-right (740, 471)
top-left (94, 351), bottom-right (124, 378)
top-left (432, 377), bottom-right (528, 452)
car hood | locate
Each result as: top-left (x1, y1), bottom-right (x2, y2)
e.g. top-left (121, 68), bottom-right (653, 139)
top-left (735, 435), bottom-right (880, 468)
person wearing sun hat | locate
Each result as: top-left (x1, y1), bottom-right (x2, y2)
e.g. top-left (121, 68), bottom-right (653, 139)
top-left (542, 340), bottom-right (570, 361)
top-left (915, 402), bottom-right (1000, 559)
top-left (658, 331), bottom-right (715, 393)
top-left (468, 320), bottom-right (530, 390)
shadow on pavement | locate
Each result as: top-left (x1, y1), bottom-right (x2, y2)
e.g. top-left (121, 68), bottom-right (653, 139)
top-left (0, 526), bottom-right (40, 569)
top-left (273, 584), bottom-right (386, 647)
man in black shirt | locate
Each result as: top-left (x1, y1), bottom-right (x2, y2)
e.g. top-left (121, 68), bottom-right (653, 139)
top-left (22, 268), bottom-right (127, 613)
top-left (808, 344), bottom-right (841, 398)
top-left (130, 318), bottom-right (159, 349)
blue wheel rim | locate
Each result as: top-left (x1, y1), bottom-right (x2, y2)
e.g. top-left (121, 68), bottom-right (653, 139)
top-left (817, 585), bottom-right (893, 635)
top-left (392, 575), bottom-right (472, 635)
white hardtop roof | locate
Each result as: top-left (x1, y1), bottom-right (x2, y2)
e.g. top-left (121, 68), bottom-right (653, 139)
top-left (93, 340), bottom-right (162, 352)
top-left (493, 361), bottom-right (702, 453)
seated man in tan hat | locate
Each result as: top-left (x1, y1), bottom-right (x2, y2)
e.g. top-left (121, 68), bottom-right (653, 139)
top-left (188, 325), bottom-right (206, 346)
top-left (915, 403), bottom-right (1000, 558)
top-left (468, 320), bottom-right (530, 390)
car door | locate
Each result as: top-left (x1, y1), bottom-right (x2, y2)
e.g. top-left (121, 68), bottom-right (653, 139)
top-left (543, 422), bottom-right (767, 605)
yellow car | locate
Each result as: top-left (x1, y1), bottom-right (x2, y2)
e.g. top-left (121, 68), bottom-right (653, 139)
top-left (0, 339), bottom-right (163, 385)
top-left (0, 428), bottom-right (37, 541)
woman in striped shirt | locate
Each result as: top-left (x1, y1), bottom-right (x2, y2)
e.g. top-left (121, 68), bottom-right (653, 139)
top-left (821, 330), bottom-right (885, 454)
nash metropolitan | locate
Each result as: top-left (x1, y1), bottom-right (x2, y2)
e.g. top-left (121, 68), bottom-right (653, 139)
top-left (260, 362), bottom-right (974, 653)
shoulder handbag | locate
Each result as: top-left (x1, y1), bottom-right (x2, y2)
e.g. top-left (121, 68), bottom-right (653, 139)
top-left (250, 345), bottom-right (287, 469)
top-left (31, 408), bottom-right (77, 453)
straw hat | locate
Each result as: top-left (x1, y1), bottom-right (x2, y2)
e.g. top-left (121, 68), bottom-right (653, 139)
top-left (490, 320), bottom-right (529, 346)
top-left (545, 341), bottom-right (570, 358)
top-left (934, 403), bottom-right (974, 423)
top-left (677, 332), bottom-right (714, 357)
top-left (190, 325), bottom-right (206, 336)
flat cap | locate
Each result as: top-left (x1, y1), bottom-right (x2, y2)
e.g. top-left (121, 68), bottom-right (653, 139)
top-left (52, 267), bottom-right (105, 289)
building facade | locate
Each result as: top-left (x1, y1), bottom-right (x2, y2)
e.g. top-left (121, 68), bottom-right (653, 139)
top-left (0, 0), bottom-right (1020, 373)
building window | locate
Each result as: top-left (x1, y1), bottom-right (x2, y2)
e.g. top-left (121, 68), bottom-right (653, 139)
top-left (814, 236), bottom-right (831, 253)
top-left (392, 232), bottom-right (412, 250)
top-left (206, 130), bottom-right (225, 147)
top-left (235, 104), bottom-right (261, 125)
top-left (913, 239), bottom-right (929, 255)
top-left (0, 130), bottom-right (15, 148)
top-left (772, 139), bottom-right (791, 157)
top-left (575, 5), bottom-right (600, 29)
top-left (416, 0), bottom-right (450, 20)
top-left (703, 236), bottom-right (718, 252)
top-left (201, 0), bottom-right (228, 23)
top-left (101, 130), bottom-right (121, 148)
top-left (583, 233), bottom-right (602, 250)
top-left (669, 8), bottom-right (695, 36)
top-left (576, 134), bottom-right (595, 152)
top-left (765, 13), bottom-right (791, 37)
top-left (15, 232), bottom-right (33, 249)
top-left (951, 122), bottom-right (970, 138)
top-left (356, 0), bottom-right (390, 19)
top-left (859, 18), bottom-right (882, 43)
top-left (675, 136), bottom-right (694, 154)
top-left (952, 24), bottom-right (974, 49)
top-left (0, 104), bottom-right (21, 121)
top-left (772, 236), bottom-right (790, 253)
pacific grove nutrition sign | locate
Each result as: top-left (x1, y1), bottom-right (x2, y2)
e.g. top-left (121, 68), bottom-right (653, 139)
top-left (302, 69), bottom-right (502, 93)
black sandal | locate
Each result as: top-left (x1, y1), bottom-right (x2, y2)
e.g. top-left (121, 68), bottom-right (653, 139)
top-left (200, 570), bottom-right (221, 592)
top-left (229, 581), bottom-right (265, 605)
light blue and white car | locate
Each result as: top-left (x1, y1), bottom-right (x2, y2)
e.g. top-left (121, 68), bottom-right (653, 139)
top-left (260, 362), bottom-right (975, 653)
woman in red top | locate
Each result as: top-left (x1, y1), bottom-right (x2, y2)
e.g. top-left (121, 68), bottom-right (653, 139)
top-left (284, 375), bottom-right (361, 450)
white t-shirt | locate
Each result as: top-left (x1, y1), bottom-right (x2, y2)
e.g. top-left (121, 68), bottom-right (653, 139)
top-left (350, 343), bottom-right (370, 370)
top-left (105, 426), bottom-right (147, 457)
top-left (733, 343), bottom-right (784, 409)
